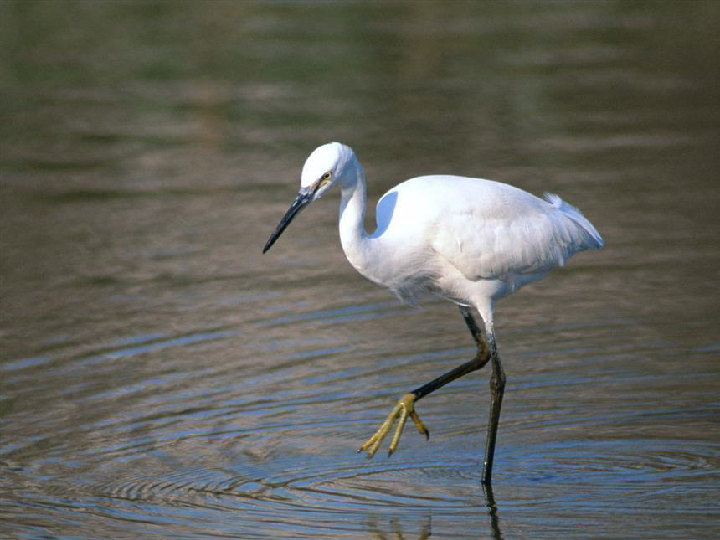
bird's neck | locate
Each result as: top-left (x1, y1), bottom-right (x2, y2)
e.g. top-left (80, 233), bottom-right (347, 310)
top-left (338, 164), bottom-right (371, 271)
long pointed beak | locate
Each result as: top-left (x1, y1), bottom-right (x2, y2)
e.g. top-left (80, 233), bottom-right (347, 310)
top-left (263, 188), bottom-right (314, 253)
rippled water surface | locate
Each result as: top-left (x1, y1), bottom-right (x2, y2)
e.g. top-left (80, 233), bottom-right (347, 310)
top-left (2, 2), bottom-right (719, 539)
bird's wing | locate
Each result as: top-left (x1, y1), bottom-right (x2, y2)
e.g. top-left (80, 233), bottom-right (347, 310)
top-left (430, 186), bottom-right (601, 281)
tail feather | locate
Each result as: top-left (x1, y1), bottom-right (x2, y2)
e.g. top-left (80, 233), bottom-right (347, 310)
top-left (543, 193), bottom-right (604, 249)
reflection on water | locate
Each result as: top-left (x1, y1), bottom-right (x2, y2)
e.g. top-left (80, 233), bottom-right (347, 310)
top-left (1, 1), bottom-right (719, 539)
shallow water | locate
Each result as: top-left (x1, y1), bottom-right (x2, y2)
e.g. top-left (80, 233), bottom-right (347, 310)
top-left (1, 2), bottom-right (719, 539)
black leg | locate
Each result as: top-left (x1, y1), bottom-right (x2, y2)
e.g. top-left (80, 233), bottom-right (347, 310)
top-left (419, 305), bottom-right (506, 484)
top-left (460, 305), bottom-right (485, 348)
top-left (359, 306), bottom-right (498, 459)
top-left (481, 336), bottom-right (506, 485)
top-left (411, 306), bottom-right (490, 401)
top-left (461, 305), bottom-right (507, 484)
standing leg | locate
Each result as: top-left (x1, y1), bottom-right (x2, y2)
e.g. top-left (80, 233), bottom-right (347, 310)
top-left (412, 306), bottom-right (490, 401)
top-left (481, 328), bottom-right (506, 485)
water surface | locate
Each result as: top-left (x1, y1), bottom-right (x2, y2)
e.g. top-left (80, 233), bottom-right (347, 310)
top-left (1, 2), bottom-right (719, 539)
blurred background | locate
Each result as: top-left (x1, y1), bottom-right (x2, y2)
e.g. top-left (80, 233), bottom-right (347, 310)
top-left (1, 1), bottom-right (719, 539)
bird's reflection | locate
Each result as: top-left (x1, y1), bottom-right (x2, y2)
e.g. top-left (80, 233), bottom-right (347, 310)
top-left (365, 482), bottom-right (503, 540)
top-left (367, 516), bottom-right (431, 540)
top-left (483, 482), bottom-right (504, 540)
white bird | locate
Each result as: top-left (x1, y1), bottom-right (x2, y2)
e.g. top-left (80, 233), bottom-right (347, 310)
top-left (263, 142), bottom-right (602, 484)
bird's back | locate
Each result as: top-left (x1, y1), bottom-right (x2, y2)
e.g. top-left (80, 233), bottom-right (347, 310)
top-left (374, 175), bottom-right (602, 284)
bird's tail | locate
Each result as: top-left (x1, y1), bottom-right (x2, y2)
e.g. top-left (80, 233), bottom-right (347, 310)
top-left (543, 193), bottom-right (604, 249)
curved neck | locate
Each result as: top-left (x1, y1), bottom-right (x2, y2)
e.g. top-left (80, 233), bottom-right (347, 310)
top-left (338, 163), bottom-right (369, 267)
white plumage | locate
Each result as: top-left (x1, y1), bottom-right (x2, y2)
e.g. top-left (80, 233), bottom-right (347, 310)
top-left (263, 142), bottom-right (603, 483)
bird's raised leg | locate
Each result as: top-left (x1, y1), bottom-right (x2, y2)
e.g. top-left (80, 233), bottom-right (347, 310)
top-left (359, 306), bottom-right (492, 458)
top-left (358, 393), bottom-right (427, 457)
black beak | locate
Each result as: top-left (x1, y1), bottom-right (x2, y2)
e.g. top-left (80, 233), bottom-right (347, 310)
top-left (263, 189), bottom-right (314, 253)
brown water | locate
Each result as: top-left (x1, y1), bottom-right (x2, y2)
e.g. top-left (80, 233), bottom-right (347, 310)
top-left (1, 2), bottom-right (719, 539)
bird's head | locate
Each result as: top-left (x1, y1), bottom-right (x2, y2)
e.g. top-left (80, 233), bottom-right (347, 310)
top-left (263, 142), bottom-right (357, 253)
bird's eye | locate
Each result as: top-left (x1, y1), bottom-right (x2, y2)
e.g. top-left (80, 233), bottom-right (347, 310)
top-left (321, 172), bottom-right (332, 181)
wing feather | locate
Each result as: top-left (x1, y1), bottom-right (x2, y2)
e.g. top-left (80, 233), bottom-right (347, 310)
top-left (429, 183), bottom-right (602, 281)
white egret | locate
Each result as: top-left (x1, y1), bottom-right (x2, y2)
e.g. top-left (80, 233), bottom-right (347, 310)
top-left (263, 142), bottom-right (603, 484)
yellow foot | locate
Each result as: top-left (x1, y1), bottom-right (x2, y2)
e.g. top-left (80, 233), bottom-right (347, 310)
top-left (358, 394), bottom-right (429, 458)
